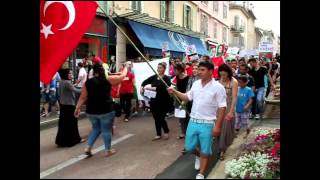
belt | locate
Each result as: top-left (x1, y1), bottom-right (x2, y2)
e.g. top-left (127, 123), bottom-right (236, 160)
top-left (190, 118), bottom-right (215, 124)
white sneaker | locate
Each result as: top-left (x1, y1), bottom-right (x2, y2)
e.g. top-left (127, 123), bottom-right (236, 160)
top-left (196, 173), bottom-right (205, 179)
top-left (195, 156), bottom-right (200, 170)
top-left (255, 114), bottom-right (260, 119)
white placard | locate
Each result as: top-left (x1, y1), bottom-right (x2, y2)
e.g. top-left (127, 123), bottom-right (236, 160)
top-left (143, 89), bottom-right (157, 98)
top-left (185, 44), bottom-right (197, 56)
top-left (258, 42), bottom-right (273, 52)
top-left (174, 108), bottom-right (186, 118)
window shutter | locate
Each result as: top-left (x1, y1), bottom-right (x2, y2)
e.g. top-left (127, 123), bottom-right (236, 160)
top-left (190, 7), bottom-right (193, 30)
top-left (160, 1), bottom-right (165, 20)
top-left (183, 4), bottom-right (187, 28)
top-left (169, 1), bottom-right (174, 23)
top-left (138, 1), bottom-right (141, 13)
top-left (132, 1), bottom-right (136, 11)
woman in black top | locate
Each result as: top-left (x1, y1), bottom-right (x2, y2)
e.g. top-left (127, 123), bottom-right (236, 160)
top-left (75, 63), bottom-right (129, 157)
top-left (55, 69), bottom-right (84, 147)
top-left (173, 63), bottom-right (189, 139)
top-left (141, 62), bottom-right (172, 141)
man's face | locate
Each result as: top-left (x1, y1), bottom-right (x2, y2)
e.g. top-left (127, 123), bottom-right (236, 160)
top-left (238, 80), bottom-right (247, 88)
top-left (192, 65), bottom-right (199, 76)
top-left (239, 61), bottom-right (245, 66)
top-left (227, 61), bottom-right (232, 68)
top-left (231, 61), bottom-right (237, 69)
top-left (157, 65), bottom-right (165, 75)
top-left (239, 66), bottom-right (247, 75)
top-left (198, 66), bottom-right (212, 79)
top-left (174, 69), bottom-right (182, 76)
top-left (250, 61), bottom-right (257, 68)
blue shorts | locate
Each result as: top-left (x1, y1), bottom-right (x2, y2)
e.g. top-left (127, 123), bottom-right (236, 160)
top-left (185, 118), bottom-right (215, 156)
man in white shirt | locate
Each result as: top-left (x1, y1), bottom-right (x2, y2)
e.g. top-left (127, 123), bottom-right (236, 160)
top-left (168, 60), bottom-right (226, 179)
top-left (75, 62), bottom-right (87, 88)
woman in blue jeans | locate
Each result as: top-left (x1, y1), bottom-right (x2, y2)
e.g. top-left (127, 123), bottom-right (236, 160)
top-left (75, 62), bottom-right (129, 157)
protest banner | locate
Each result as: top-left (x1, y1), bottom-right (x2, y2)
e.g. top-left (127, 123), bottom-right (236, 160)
top-left (132, 57), bottom-right (170, 101)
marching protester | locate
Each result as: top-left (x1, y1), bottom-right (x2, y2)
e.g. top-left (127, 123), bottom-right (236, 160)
top-left (56, 69), bottom-right (85, 147)
top-left (230, 59), bottom-right (238, 77)
top-left (238, 63), bottom-right (256, 94)
top-left (40, 72), bottom-right (60, 117)
top-left (248, 58), bottom-right (275, 119)
top-left (141, 62), bottom-right (172, 141)
top-left (217, 64), bottom-right (238, 161)
top-left (75, 62), bottom-right (87, 90)
top-left (167, 60), bottom-right (226, 179)
top-left (236, 58), bottom-right (246, 75)
top-left (74, 62), bottom-right (130, 157)
top-left (235, 75), bottom-right (255, 139)
top-left (109, 55), bottom-right (117, 74)
top-left (173, 63), bottom-right (189, 140)
top-left (169, 58), bottom-right (176, 78)
top-left (118, 62), bottom-right (135, 122)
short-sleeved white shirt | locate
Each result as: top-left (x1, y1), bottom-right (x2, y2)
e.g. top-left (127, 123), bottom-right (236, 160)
top-left (186, 79), bottom-right (227, 121)
top-left (77, 67), bottom-right (87, 88)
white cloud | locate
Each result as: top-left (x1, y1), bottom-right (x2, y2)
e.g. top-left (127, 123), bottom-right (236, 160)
top-left (250, 1), bottom-right (280, 36)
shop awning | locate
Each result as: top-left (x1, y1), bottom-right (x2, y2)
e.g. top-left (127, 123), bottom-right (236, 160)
top-left (128, 20), bottom-right (208, 56)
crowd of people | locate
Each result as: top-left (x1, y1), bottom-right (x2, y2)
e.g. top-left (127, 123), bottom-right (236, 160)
top-left (40, 52), bottom-right (280, 179)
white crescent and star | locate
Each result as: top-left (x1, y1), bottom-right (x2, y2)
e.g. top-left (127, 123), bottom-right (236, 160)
top-left (41, 1), bottom-right (76, 39)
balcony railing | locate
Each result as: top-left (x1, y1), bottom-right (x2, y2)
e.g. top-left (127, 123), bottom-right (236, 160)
top-left (230, 25), bottom-right (244, 33)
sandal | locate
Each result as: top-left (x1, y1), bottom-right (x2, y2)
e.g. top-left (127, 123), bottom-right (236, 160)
top-left (176, 135), bottom-right (185, 139)
top-left (84, 147), bottom-right (93, 158)
top-left (104, 149), bottom-right (116, 157)
top-left (152, 136), bottom-right (161, 141)
top-left (163, 134), bottom-right (169, 140)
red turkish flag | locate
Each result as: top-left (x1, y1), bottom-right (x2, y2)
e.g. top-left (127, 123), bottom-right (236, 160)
top-left (40, 1), bottom-right (98, 84)
top-left (212, 56), bottom-right (225, 79)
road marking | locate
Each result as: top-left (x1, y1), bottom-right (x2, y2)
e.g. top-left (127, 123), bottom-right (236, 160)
top-left (40, 113), bottom-right (85, 125)
top-left (40, 133), bottom-right (135, 179)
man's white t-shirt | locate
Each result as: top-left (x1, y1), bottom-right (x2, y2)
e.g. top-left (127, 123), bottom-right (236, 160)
top-left (77, 67), bottom-right (87, 88)
top-left (186, 79), bottom-right (227, 121)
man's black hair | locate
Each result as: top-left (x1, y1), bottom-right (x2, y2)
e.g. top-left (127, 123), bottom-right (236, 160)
top-left (248, 58), bottom-right (257, 63)
top-left (198, 60), bottom-right (214, 70)
top-left (238, 75), bottom-right (248, 83)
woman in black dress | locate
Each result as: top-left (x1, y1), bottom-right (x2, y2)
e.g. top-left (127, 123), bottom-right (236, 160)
top-left (55, 69), bottom-right (85, 147)
top-left (141, 62), bottom-right (172, 141)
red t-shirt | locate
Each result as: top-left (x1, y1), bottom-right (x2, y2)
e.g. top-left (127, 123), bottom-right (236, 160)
top-left (212, 56), bottom-right (225, 79)
top-left (111, 85), bottom-right (119, 98)
top-left (119, 72), bottom-right (135, 94)
top-left (186, 65), bottom-right (193, 76)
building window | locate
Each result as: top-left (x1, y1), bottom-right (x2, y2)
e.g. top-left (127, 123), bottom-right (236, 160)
top-left (184, 4), bottom-right (192, 30)
top-left (201, 1), bottom-right (208, 6)
top-left (132, 1), bottom-right (141, 13)
top-left (201, 14), bottom-right (208, 35)
top-left (240, 36), bottom-right (244, 47)
top-left (234, 15), bottom-right (239, 28)
top-left (223, 27), bottom-right (227, 43)
top-left (160, 1), bottom-right (174, 23)
top-left (233, 36), bottom-right (239, 46)
top-left (223, 4), bottom-right (227, 19)
top-left (213, 22), bottom-right (218, 39)
top-left (213, 1), bottom-right (218, 13)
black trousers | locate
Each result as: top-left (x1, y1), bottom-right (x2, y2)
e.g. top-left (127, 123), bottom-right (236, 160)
top-left (151, 107), bottom-right (169, 136)
top-left (120, 93), bottom-right (133, 119)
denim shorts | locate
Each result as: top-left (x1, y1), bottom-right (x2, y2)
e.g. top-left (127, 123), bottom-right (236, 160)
top-left (185, 118), bottom-right (215, 156)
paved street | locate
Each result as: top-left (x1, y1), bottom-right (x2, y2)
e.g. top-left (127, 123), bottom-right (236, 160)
top-left (40, 103), bottom-right (279, 179)
top-left (40, 112), bottom-right (185, 179)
